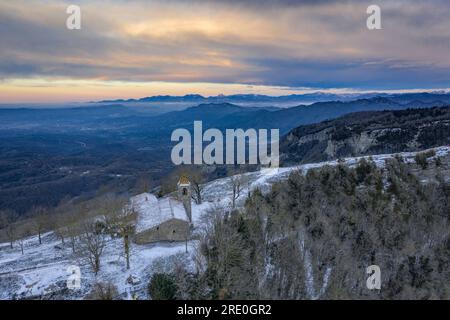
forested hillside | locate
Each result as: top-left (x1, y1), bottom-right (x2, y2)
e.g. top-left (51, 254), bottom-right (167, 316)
top-left (168, 155), bottom-right (450, 299)
top-left (281, 106), bottom-right (450, 165)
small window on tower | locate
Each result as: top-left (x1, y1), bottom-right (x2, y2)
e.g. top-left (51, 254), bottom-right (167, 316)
top-left (173, 230), bottom-right (176, 234)
top-left (182, 188), bottom-right (187, 195)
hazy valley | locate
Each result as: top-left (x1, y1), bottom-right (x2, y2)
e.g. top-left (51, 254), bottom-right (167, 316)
top-left (1, 93), bottom-right (450, 215)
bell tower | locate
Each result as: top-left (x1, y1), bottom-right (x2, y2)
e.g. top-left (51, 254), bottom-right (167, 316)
top-left (177, 175), bottom-right (192, 224)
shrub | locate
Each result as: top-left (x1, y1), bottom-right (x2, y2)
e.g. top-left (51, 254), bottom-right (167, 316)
top-left (415, 152), bottom-right (428, 169)
top-left (435, 157), bottom-right (442, 166)
top-left (425, 149), bottom-right (436, 158)
top-left (148, 273), bottom-right (177, 300)
top-left (356, 158), bottom-right (374, 183)
top-left (86, 282), bottom-right (119, 300)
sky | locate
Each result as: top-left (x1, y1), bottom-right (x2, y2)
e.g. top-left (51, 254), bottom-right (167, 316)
top-left (1, 0), bottom-right (450, 103)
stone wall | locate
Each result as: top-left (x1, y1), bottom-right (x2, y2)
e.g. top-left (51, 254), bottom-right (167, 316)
top-left (134, 218), bottom-right (190, 244)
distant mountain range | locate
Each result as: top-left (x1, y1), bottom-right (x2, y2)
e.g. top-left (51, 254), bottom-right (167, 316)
top-left (281, 106), bottom-right (450, 165)
top-left (96, 91), bottom-right (450, 106)
top-left (156, 96), bottom-right (450, 134)
top-left (98, 93), bottom-right (349, 104)
top-left (3, 95), bottom-right (450, 135)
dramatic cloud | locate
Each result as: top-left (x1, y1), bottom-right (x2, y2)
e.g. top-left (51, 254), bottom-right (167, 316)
top-left (0, 0), bottom-right (449, 102)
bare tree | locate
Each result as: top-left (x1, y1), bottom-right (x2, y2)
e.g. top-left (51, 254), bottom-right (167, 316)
top-left (67, 220), bottom-right (81, 253)
top-left (30, 206), bottom-right (50, 245)
top-left (200, 206), bottom-right (255, 298)
top-left (54, 215), bottom-right (68, 245)
top-left (52, 201), bottom-right (72, 245)
top-left (122, 224), bottom-right (134, 270)
top-left (56, 204), bottom-right (83, 253)
top-left (229, 173), bottom-right (248, 209)
top-left (51, 199), bottom-right (80, 247)
top-left (134, 174), bottom-right (153, 195)
top-left (16, 224), bottom-right (32, 255)
top-left (0, 210), bottom-right (18, 249)
top-left (189, 170), bottom-right (205, 205)
top-left (80, 222), bottom-right (106, 275)
top-left (99, 195), bottom-right (127, 236)
top-left (102, 196), bottom-right (136, 270)
top-left (0, 210), bottom-right (8, 245)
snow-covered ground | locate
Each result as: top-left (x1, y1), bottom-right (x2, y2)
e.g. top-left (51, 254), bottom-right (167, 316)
top-left (1, 146), bottom-right (448, 300)
top-left (0, 230), bottom-right (196, 300)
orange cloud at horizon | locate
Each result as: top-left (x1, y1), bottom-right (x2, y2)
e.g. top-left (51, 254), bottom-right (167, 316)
top-left (0, 79), bottom-right (317, 104)
top-left (1, 78), bottom-right (447, 105)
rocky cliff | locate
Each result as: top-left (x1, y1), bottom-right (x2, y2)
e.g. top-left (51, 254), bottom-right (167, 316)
top-left (281, 106), bottom-right (450, 165)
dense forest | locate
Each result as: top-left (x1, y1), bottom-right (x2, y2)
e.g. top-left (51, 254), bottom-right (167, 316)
top-left (157, 155), bottom-right (449, 299)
